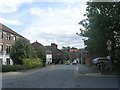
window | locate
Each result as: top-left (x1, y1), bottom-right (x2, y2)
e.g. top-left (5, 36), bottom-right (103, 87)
top-left (0, 30), bottom-right (3, 39)
top-left (6, 33), bottom-right (11, 40)
top-left (6, 58), bottom-right (10, 65)
top-left (6, 45), bottom-right (10, 53)
top-left (0, 44), bottom-right (3, 52)
top-left (0, 59), bottom-right (2, 65)
top-left (13, 35), bottom-right (16, 41)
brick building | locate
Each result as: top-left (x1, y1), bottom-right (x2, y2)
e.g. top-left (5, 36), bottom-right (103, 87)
top-left (31, 41), bottom-right (45, 53)
top-left (31, 41), bottom-right (52, 64)
top-left (46, 43), bottom-right (63, 64)
top-left (0, 23), bottom-right (24, 65)
top-left (69, 48), bottom-right (79, 61)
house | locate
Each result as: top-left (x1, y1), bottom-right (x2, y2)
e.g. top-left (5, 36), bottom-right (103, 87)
top-left (46, 43), bottom-right (63, 64)
top-left (0, 23), bottom-right (24, 65)
top-left (31, 41), bottom-right (52, 64)
top-left (69, 48), bottom-right (79, 62)
top-left (46, 50), bottom-right (52, 64)
top-left (31, 41), bottom-right (45, 53)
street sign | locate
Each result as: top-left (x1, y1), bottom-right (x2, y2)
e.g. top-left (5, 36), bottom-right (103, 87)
top-left (107, 46), bottom-right (111, 50)
top-left (107, 40), bottom-right (112, 46)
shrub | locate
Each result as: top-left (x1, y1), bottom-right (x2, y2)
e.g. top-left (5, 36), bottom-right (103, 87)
top-left (2, 65), bottom-right (24, 72)
top-left (23, 58), bottom-right (43, 68)
top-left (53, 57), bottom-right (62, 64)
top-left (2, 58), bottom-right (43, 72)
top-left (10, 38), bottom-right (37, 65)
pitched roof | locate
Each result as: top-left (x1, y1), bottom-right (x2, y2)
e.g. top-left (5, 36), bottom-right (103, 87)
top-left (70, 49), bottom-right (79, 52)
top-left (0, 23), bottom-right (23, 37)
top-left (31, 41), bottom-right (45, 50)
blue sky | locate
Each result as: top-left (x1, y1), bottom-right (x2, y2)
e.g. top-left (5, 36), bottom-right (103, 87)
top-left (0, 0), bottom-right (88, 49)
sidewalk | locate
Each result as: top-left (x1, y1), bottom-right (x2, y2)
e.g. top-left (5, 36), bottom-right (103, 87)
top-left (78, 64), bottom-right (100, 75)
top-left (78, 64), bottom-right (119, 77)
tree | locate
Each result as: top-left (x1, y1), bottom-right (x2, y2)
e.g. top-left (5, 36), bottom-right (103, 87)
top-left (36, 48), bottom-right (46, 66)
top-left (10, 38), bottom-right (37, 65)
top-left (78, 2), bottom-right (120, 54)
top-left (61, 46), bottom-right (70, 60)
top-left (78, 1), bottom-right (120, 70)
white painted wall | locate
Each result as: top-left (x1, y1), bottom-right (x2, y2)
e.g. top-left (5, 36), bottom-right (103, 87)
top-left (46, 54), bottom-right (52, 64)
top-left (0, 51), bottom-right (13, 65)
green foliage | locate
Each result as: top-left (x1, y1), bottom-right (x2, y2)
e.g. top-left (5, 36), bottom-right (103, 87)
top-left (23, 58), bottom-right (43, 68)
top-left (36, 48), bottom-right (46, 60)
top-left (78, 2), bottom-right (120, 71)
top-left (78, 2), bottom-right (120, 56)
top-left (10, 38), bottom-right (37, 65)
top-left (2, 65), bottom-right (25, 72)
top-left (36, 48), bottom-right (46, 66)
top-left (61, 46), bottom-right (70, 60)
top-left (53, 57), bottom-right (61, 64)
top-left (2, 58), bottom-right (43, 72)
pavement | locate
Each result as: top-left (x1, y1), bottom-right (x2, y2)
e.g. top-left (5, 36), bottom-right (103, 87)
top-left (78, 64), bottom-right (119, 77)
top-left (1, 64), bottom-right (119, 88)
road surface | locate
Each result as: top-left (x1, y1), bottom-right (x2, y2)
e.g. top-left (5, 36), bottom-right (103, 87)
top-left (1, 64), bottom-right (119, 88)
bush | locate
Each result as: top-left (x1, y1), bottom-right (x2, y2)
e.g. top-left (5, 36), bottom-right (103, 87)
top-left (2, 65), bottom-right (25, 72)
top-left (53, 58), bottom-right (62, 64)
top-left (2, 58), bottom-right (43, 72)
top-left (23, 58), bottom-right (43, 68)
top-left (10, 38), bottom-right (37, 65)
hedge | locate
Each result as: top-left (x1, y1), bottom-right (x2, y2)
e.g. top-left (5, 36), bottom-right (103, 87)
top-left (2, 65), bottom-right (24, 72)
top-left (2, 58), bottom-right (43, 72)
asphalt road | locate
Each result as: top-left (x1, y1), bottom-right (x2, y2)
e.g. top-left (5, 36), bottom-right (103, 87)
top-left (2, 64), bottom-right (119, 88)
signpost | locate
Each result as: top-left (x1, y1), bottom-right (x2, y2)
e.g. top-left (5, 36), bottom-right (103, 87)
top-left (107, 40), bottom-right (112, 71)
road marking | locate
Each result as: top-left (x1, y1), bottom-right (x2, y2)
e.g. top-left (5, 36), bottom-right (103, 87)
top-left (74, 66), bottom-right (80, 76)
top-left (79, 73), bottom-right (118, 77)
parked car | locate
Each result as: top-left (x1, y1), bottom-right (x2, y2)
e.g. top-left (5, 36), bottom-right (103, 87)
top-left (92, 57), bottom-right (110, 66)
top-left (92, 58), bottom-right (99, 65)
top-left (72, 60), bottom-right (77, 65)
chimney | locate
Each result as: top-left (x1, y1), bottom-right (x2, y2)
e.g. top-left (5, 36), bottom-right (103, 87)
top-left (51, 43), bottom-right (57, 49)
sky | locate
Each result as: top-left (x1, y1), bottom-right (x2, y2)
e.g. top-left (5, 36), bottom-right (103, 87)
top-left (0, 0), bottom-right (88, 49)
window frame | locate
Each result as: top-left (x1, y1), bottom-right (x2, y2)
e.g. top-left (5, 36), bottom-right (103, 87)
top-left (0, 30), bottom-right (3, 39)
top-left (6, 33), bottom-right (11, 41)
top-left (6, 58), bottom-right (10, 65)
top-left (0, 44), bottom-right (3, 52)
top-left (0, 59), bottom-right (3, 65)
top-left (13, 35), bottom-right (16, 41)
top-left (6, 45), bottom-right (10, 54)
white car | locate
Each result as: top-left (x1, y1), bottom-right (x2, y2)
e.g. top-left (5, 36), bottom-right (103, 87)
top-left (92, 57), bottom-right (110, 66)
top-left (92, 58), bottom-right (99, 65)
top-left (72, 60), bottom-right (77, 65)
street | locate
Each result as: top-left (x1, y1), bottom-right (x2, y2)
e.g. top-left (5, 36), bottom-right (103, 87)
top-left (2, 64), bottom-right (119, 88)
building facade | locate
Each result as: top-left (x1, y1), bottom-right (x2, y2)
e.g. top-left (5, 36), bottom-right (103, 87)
top-left (47, 43), bottom-right (63, 64)
top-left (69, 48), bottom-right (79, 61)
top-left (31, 41), bottom-right (52, 64)
top-left (0, 23), bottom-right (23, 65)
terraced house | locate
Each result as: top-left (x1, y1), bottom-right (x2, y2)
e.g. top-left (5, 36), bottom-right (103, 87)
top-left (0, 23), bottom-right (24, 65)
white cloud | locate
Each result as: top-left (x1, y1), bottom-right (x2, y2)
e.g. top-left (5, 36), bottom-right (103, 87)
top-left (0, 1), bottom-right (86, 49)
top-left (30, 8), bottom-right (46, 16)
top-left (22, 27), bottom-right (84, 49)
top-left (22, 4), bottom-right (86, 49)
top-left (0, 0), bottom-right (32, 13)
top-left (29, 4), bottom-right (86, 32)
top-left (0, 17), bottom-right (22, 26)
